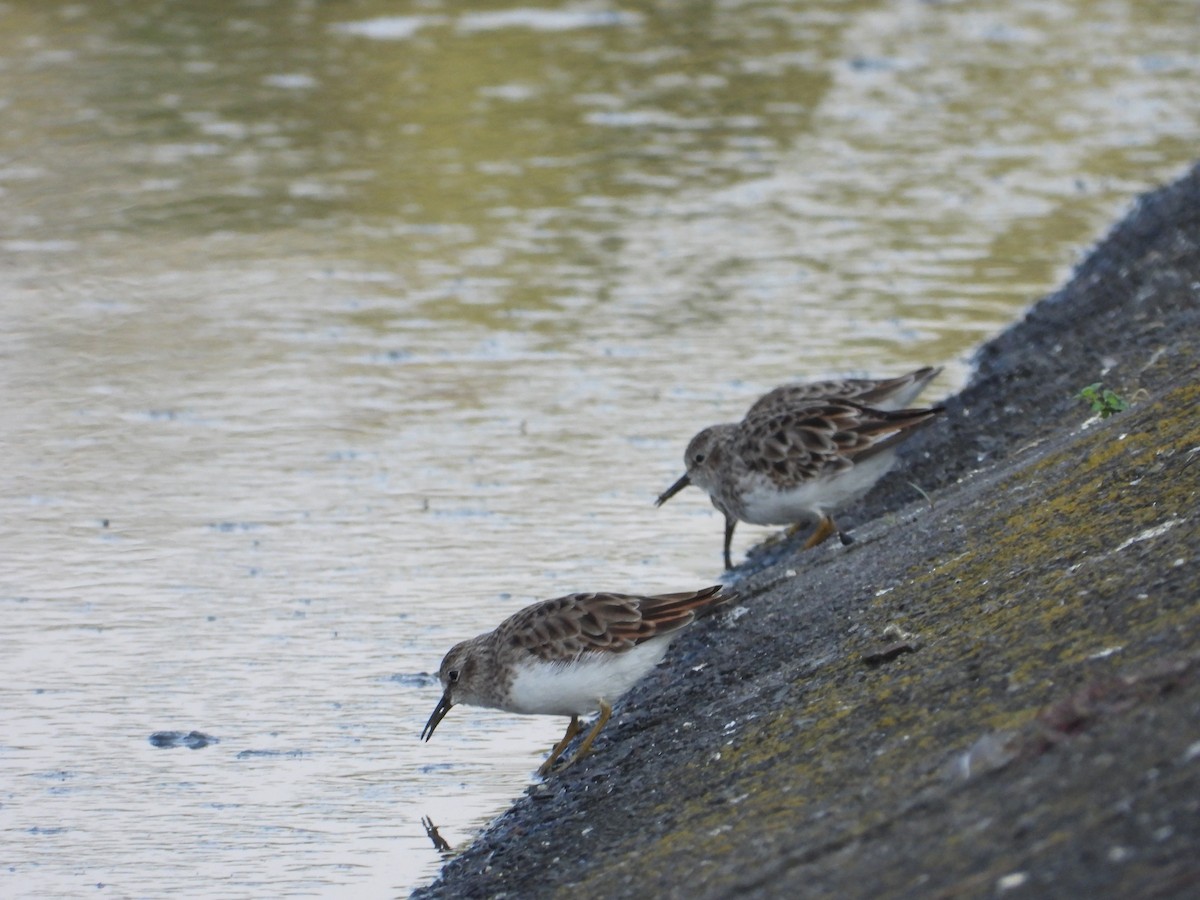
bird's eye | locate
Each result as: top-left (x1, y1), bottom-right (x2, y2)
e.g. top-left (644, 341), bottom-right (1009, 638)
top-left (447, 669), bottom-right (460, 683)
top-left (693, 453), bottom-right (706, 464)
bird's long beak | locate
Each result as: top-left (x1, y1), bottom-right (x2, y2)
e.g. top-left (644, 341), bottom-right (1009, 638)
top-left (655, 473), bottom-right (691, 507)
top-left (421, 688), bottom-right (453, 742)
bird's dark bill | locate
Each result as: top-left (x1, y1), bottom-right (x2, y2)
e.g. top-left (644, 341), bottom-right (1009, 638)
top-left (655, 473), bottom-right (691, 506)
top-left (421, 689), bottom-right (453, 741)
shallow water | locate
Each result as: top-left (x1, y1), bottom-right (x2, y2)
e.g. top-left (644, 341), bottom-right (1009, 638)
top-left (1, 1), bottom-right (1197, 896)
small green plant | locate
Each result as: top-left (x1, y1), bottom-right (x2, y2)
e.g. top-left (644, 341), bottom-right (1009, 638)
top-left (1078, 382), bottom-right (1129, 418)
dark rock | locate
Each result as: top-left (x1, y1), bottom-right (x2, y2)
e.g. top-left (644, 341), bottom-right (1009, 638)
top-left (148, 730), bottom-right (219, 750)
top-left (414, 162), bottom-right (1200, 899)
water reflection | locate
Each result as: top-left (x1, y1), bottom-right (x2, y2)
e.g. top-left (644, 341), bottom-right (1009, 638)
top-left (1, 0), bottom-right (1197, 895)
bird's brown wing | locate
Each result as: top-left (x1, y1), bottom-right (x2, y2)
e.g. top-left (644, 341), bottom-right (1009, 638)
top-left (737, 400), bottom-right (943, 485)
top-left (744, 366), bottom-right (941, 417)
top-left (500, 586), bottom-right (730, 662)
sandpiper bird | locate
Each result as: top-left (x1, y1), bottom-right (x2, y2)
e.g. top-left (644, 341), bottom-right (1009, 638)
top-left (421, 585), bottom-right (731, 776)
top-left (656, 369), bottom-right (944, 570)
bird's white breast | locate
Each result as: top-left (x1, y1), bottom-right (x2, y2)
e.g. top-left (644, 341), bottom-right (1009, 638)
top-left (739, 451), bottom-right (897, 525)
top-left (506, 637), bottom-right (674, 717)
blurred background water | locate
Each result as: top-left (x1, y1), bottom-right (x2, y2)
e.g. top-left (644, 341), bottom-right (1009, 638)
top-left (1, 0), bottom-right (1197, 896)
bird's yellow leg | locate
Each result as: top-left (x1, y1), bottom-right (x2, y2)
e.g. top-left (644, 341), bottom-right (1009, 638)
top-left (559, 701), bottom-right (612, 772)
top-left (803, 515), bottom-right (838, 549)
top-left (537, 715), bottom-right (582, 777)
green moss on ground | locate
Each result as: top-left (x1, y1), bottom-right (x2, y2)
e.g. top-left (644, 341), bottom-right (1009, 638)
top-left (562, 377), bottom-right (1199, 898)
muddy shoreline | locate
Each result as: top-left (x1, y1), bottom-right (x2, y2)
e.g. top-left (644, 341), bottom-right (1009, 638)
top-left (414, 163), bottom-right (1200, 899)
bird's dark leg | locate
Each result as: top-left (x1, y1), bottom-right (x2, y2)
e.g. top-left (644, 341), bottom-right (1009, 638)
top-left (723, 515), bottom-right (737, 570)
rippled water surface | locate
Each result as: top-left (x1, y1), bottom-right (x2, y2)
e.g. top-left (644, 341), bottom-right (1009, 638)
top-left (2, 0), bottom-right (1197, 895)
